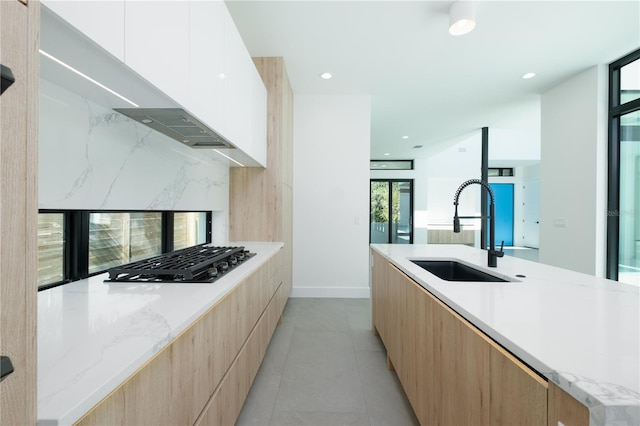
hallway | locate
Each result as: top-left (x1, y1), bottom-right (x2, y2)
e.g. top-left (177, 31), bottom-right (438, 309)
top-left (236, 298), bottom-right (418, 426)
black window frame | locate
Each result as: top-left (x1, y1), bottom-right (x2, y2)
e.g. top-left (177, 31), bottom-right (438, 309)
top-left (37, 209), bottom-right (212, 291)
top-left (369, 179), bottom-right (414, 244)
top-left (607, 48), bottom-right (640, 281)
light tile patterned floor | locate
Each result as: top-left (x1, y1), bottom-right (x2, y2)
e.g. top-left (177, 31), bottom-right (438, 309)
top-left (236, 298), bottom-right (419, 426)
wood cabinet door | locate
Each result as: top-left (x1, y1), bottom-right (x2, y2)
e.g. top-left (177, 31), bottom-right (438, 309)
top-left (548, 381), bottom-right (589, 426)
top-left (370, 251), bottom-right (387, 339)
top-left (0, 0), bottom-right (39, 424)
top-left (432, 291), bottom-right (491, 425)
top-left (489, 344), bottom-right (548, 425)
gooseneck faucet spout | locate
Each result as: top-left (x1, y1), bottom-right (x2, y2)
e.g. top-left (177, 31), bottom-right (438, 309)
top-left (453, 179), bottom-right (504, 267)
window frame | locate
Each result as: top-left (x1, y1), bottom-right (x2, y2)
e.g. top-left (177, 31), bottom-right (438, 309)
top-left (607, 48), bottom-right (640, 281)
top-left (37, 209), bottom-right (212, 290)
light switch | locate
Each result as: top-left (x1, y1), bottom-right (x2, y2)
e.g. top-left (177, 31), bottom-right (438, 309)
top-left (553, 217), bottom-right (567, 228)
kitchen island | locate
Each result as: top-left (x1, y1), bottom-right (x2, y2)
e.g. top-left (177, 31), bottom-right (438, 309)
top-left (371, 243), bottom-right (639, 426)
top-left (38, 242), bottom-right (285, 425)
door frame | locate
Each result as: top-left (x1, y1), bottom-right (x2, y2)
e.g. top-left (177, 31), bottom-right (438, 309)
top-left (369, 179), bottom-right (414, 244)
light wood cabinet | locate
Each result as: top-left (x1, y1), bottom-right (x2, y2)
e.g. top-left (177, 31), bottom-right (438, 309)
top-left (0, 0), bottom-right (39, 423)
top-left (548, 381), bottom-right (590, 426)
top-left (371, 254), bottom-right (548, 425)
top-left (75, 252), bottom-right (283, 425)
top-left (490, 343), bottom-right (548, 425)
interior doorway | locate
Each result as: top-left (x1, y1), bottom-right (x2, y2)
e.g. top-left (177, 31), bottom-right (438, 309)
top-left (522, 177), bottom-right (540, 248)
top-left (370, 180), bottom-right (413, 244)
top-left (489, 183), bottom-right (514, 247)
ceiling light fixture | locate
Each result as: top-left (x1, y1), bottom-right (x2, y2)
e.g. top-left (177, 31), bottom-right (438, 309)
top-left (319, 72), bottom-right (333, 80)
top-left (384, 152), bottom-right (390, 156)
top-left (449, 0), bottom-right (476, 36)
top-left (402, 135), bottom-right (409, 139)
top-left (522, 72), bottom-right (536, 79)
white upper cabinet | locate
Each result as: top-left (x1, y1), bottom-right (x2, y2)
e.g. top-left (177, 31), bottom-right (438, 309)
top-left (188, 1), bottom-right (225, 138)
top-left (43, 0), bottom-right (267, 167)
top-left (222, 7), bottom-right (267, 166)
top-left (42, 0), bottom-right (125, 62)
top-left (250, 68), bottom-right (268, 167)
top-left (124, 0), bottom-right (190, 107)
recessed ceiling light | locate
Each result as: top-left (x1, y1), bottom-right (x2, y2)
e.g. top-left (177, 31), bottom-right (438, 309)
top-left (402, 135), bottom-right (409, 139)
top-left (381, 165), bottom-right (387, 168)
top-left (384, 153), bottom-right (390, 156)
top-left (218, 73), bottom-right (226, 80)
top-left (522, 72), bottom-right (536, 79)
top-left (141, 119), bottom-right (153, 124)
top-left (319, 72), bottom-right (333, 80)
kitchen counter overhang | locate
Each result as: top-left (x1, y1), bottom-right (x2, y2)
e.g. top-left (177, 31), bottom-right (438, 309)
top-left (371, 243), bottom-right (640, 426)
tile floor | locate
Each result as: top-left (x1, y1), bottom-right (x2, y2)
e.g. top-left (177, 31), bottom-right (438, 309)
top-left (236, 298), bottom-right (419, 426)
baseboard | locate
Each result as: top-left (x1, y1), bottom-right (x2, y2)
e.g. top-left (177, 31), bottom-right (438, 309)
top-left (289, 286), bottom-right (371, 299)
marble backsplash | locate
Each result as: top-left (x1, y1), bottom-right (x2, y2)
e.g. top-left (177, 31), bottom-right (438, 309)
top-left (39, 78), bottom-right (230, 242)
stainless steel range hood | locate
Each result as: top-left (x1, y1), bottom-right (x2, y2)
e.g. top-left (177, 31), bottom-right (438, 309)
top-left (113, 108), bottom-right (231, 149)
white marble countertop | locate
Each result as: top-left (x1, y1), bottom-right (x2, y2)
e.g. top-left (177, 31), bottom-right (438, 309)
top-left (37, 242), bottom-right (283, 426)
top-left (371, 244), bottom-right (640, 426)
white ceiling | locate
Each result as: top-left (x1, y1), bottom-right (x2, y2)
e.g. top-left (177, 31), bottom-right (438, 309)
top-left (225, 0), bottom-right (640, 160)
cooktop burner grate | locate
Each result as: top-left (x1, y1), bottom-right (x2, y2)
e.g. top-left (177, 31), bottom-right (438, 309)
top-left (104, 244), bottom-right (255, 283)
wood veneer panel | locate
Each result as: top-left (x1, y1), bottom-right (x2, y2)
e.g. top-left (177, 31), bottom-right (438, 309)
top-left (428, 274), bottom-right (491, 426)
top-left (0, 0), bottom-right (38, 423)
top-left (490, 344), bottom-right (547, 425)
top-left (196, 281), bottom-right (286, 426)
top-left (370, 251), bottom-right (387, 338)
top-left (548, 381), bottom-right (589, 426)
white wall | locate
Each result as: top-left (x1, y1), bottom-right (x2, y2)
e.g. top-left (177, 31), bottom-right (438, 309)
top-left (293, 95), bottom-right (371, 298)
top-left (39, 78), bottom-right (231, 244)
top-left (539, 65), bottom-right (608, 276)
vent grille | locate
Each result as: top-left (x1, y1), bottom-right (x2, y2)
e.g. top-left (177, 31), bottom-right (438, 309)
top-left (114, 108), bottom-right (231, 148)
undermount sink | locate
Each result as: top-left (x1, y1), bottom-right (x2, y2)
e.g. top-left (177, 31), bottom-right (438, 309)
top-left (411, 260), bottom-right (510, 282)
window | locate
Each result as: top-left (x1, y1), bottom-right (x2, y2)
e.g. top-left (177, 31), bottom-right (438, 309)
top-left (370, 160), bottom-right (414, 170)
top-left (174, 212), bottom-right (208, 251)
top-left (37, 210), bottom-right (211, 290)
top-left (608, 48), bottom-right (640, 286)
top-left (488, 167), bottom-right (514, 177)
top-left (88, 212), bottom-right (162, 273)
top-left (37, 213), bottom-right (65, 288)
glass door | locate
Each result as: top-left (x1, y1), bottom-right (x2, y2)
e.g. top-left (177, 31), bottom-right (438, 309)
top-left (370, 180), bottom-right (413, 244)
top-left (608, 49), bottom-right (640, 286)
top-left (618, 109), bottom-right (640, 286)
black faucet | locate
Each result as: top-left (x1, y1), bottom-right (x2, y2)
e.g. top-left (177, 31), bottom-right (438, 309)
top-left (453, 179), bottom-right (504, 267)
